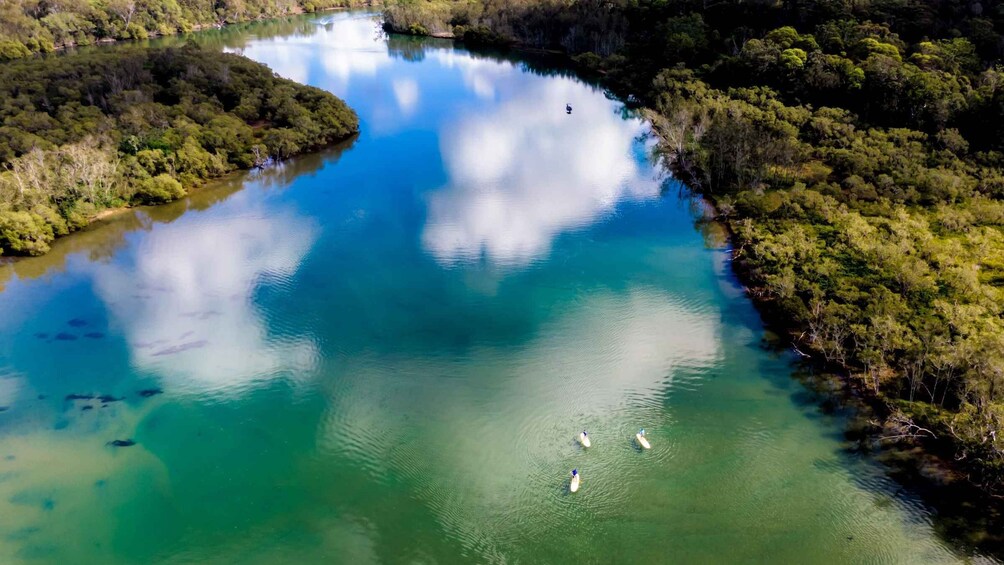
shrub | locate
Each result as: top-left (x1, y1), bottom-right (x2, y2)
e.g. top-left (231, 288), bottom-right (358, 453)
top-left (0, 40), bottom-right (31, 61)
top-left (134, 174), bottom-right (185, 204)
top-left (0, 210), bottom-right (55, 256)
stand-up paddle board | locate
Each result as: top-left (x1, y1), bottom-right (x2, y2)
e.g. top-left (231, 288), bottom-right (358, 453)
top-left (636, 429), bottom-right (651, 450)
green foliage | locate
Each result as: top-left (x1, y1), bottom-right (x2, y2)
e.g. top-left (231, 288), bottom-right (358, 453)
top-left (134, 174), bottom-right (185, 204)
top-left (0, 46), bottom-right (357, 256)
top-left (458, 25), bottom-right (511, 46)
top-left (660, 14), bottom-right (707, 61)
top-left (779, 48), bottom-right (807, 70)
top-left (0, 209), bottom-right (55, 256)
top-left (382, 1), bottom-right (459, 38)
top-left (765, 26), bottom-right (818, 52)
top-left (0, 40), bottom-right (31, 61)
top-left (653, 73), bottom-right (1004, 489)
top-left (855, 37), bottom-right (902, 61)
top-left (384, 0), bottom-right (628, 55)
top-left (0, 0), bottom-right (359, 59)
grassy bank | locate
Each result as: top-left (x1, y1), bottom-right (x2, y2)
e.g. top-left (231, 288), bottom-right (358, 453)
top-left (380, 0), bottom-right (1004, 503)
top-left (0, 46), bottom-right (358, 256)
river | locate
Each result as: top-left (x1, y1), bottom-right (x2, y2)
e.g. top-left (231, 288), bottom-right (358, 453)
top-left (0, 12), bottom-right (993, 564)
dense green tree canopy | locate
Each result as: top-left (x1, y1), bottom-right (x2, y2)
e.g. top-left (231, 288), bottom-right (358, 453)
top-left (0, 46), bottom-right (358, 256)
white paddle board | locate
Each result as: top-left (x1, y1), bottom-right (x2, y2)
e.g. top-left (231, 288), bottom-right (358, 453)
top-left (636, 433), bottom-right (651, 450)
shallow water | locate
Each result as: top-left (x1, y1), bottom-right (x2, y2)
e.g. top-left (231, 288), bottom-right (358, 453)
top-left (0, 13), bottom-right (994, 564)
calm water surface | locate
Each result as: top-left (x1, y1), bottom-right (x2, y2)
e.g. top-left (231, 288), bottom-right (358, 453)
top-left (0, 13), bottom-right (992, 564)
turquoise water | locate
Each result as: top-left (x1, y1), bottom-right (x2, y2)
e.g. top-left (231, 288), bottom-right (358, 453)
top-left (0, 13), bottom-right (992, 563)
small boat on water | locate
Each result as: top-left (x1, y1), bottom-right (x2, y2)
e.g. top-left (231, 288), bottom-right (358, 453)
top-left (636, 428), bottom-right (651, 450)
top-left (570, 469), bottom-right (580, 492)
top-left (566, 103), bottom-right (572, 114)
top-left (578, 430), bottom-right (591, 448)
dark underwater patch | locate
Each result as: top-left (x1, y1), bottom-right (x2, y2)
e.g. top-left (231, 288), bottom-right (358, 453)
top-left (152, 340), bottom-right (207, 356)
top-left (5, 526), bottom-right (40, 542)
top-left (55, 333), bottom-right (77, 341)
top-left (107, 439), bottom-right (136, 447)
top-left (180, 311), bottom-right (220, 319)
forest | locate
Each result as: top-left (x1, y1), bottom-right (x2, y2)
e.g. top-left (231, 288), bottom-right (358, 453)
top-left (381, 0), bottom-right (1004, 494)
top-left (0, 0), bottom-right (361, 60)
top-left (0, 46), bottom-right (358, 255)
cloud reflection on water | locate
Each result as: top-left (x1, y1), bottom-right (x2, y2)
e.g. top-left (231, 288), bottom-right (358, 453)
top-left (392, 78), bottom-right (420, 117)
top-left (316, 287), bottom-right (721, 553)
top-left (422, 63), bottom-right (661, 266)
top-left (231, 14), bottom-right (662, 269)
top-left (90, 196), bottom-right (318, 394)
top-left (230, 14), bottom-right (390, 97)
top-left (0, 374), bottom-right (23, 407)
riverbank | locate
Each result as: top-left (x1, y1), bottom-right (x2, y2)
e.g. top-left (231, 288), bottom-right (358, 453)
top-left (52, 5), bottom-right (352, 51)
top-left (0, 46), bottom-right (358, 257)
top-left (694, 184), bottom-right (1004, 552)
top-left (380, 3), bottom-right (1004, 552)
top-left (647, 65), bottom-right (1004, 556)
top-left (0, 1), bottom-right (367, 61)
top-left (666, 164), bottom-right (1004, 555)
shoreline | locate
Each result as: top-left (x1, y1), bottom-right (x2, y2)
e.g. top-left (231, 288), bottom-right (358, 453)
top-left (0, 9), bottom-right (367, 261)
top-left (0, 133), bottom-right (358, 262)
top-left (0, 33), bottom-right (361, 259)
top-left (0, 136), bottom-right (359, 279)
top-left (0, 177), bottom-right (229, 266)
top-left (647, 85), bottom-right (1004, 553)
top-left (433, 28), bottom-right (1004, 552)
top-left (33, 5), bottom-right (350, 56)
top-left (88, 206), bottom-right (133, 223)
